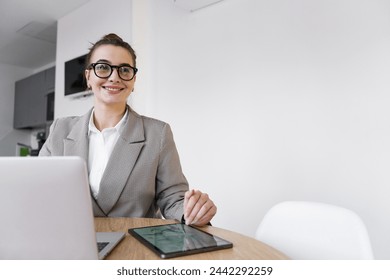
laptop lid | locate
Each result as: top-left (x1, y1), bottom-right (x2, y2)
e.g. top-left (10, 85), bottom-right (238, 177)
top-left (0, 156), bottom-right (123, 260)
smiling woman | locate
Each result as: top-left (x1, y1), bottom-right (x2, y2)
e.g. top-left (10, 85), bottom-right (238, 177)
top-left (38, 33), bottom-right (217, 227)
top-left (85, 43), bottom-right (137, 124)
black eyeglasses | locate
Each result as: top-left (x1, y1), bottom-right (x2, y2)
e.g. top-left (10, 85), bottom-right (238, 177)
top-left (88, 62), bottom-right (138, 81)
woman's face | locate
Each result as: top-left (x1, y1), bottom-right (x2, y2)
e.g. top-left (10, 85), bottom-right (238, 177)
top-left (85, 44), bottom-right (136, 107)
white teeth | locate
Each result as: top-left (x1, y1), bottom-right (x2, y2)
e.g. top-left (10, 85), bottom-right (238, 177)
top-left (104, 87), bottom-right (122, 92)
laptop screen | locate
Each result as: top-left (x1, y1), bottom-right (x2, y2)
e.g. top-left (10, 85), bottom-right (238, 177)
top-left (0, 156), bottom-right (99, 259)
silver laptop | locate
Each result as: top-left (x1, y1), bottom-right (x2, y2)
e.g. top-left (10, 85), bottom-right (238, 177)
top-left (0, 156), bottom-right (124, 260)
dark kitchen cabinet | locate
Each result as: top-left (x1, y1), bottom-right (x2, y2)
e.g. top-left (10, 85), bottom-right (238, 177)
top-left (13, 67), bottom-right (55, 129)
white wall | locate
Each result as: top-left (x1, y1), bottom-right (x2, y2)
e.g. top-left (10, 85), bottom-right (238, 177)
top-left (55, 0), bottom-right (390, 259)
top-left (139, 0), bottom-right (390, 259)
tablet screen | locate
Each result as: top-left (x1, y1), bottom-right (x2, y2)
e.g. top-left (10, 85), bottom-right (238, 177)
top-left (128, 223), bottom-right (233, 258)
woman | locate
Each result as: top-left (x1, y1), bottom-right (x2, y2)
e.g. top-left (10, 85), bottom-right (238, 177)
top-left (39, 33), bottom-right (216, 226)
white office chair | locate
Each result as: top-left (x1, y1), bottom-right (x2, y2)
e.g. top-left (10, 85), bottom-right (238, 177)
top-left (255, 201), bottom-right (374, 259)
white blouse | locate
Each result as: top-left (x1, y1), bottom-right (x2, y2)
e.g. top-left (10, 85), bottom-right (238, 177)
top-left (88, 109), bottom-right (128, 198)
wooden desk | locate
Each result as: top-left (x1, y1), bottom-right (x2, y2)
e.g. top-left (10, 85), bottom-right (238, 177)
top-left (94, 217), bottom-right (288, 260)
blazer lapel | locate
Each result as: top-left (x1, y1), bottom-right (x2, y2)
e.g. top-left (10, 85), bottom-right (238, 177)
top-left (91, 198), bottom-right (106, 216)
top-left (63, 109), bottom-right (91, 162)
top-left (96, 108), bottom-right (145, 215)
top-left (62, 108), bottom-right (107, 215)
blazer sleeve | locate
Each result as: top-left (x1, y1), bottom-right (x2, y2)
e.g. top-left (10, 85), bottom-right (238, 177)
top-left (155, 123), bottom-right (189, 221)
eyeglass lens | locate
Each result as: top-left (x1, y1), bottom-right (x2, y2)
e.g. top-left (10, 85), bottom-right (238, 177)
top-left (93, 63), bottom-right (136, 81)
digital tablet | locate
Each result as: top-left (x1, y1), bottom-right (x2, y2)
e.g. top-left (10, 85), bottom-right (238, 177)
top-left (128, 223), bottom-right (233, 258)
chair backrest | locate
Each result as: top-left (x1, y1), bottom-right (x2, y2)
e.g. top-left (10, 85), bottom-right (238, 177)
top-left (255, 201), bottom-right (374, 259)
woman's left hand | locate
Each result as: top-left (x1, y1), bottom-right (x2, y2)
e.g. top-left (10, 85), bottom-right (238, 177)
top-left (183, 189), bottom-right (217, 226)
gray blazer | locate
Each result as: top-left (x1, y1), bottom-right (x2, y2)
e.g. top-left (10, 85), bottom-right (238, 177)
top-left (39, 106), bottom-right (188, 221)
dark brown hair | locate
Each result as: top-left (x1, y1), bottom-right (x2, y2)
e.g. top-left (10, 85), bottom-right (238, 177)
top-left (85, 33), bottom-right (137, 68)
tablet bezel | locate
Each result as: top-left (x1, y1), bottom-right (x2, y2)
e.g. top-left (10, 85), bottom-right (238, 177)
top-left (128, 223), bottom-right (233, 258)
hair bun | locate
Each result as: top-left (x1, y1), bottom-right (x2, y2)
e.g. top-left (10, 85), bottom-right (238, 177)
top-left (102, 33), bottom-right (123, 42)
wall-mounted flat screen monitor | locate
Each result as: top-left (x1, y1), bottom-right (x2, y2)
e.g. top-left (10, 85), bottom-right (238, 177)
top-left (64, 54), bottom-right (89, 97)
